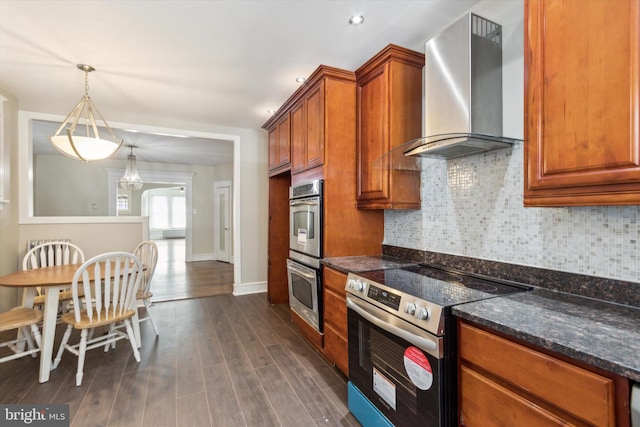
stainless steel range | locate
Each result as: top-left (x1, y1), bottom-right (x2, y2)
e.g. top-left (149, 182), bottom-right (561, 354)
top-left (345, 264), bottom-right (531, 426)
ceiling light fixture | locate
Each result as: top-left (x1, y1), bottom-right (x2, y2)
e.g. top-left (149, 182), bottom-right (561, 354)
top-left (296, 77), bottom-right (306, 83)
top-left (267, 109), bottom-right (276, 115)
top-left (118, 145), bottom-right (143, 190)
top-left (349, 14), bottom-right (365, 26)
top-left (50, 64), bottom-right (122, 162)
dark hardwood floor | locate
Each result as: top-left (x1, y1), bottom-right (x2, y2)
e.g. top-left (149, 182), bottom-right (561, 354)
top-left (0, 293), bottom-right (359, 426)
top-left (152, 239), bottom-right (234, 302)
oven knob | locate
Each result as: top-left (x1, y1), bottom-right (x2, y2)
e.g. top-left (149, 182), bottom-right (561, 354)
top-left (405, 302), bottom-right (416, 315)
top-left (353, 280), bottom-right (364, 292)
top-left (416, 307), bottom-right (430, 320)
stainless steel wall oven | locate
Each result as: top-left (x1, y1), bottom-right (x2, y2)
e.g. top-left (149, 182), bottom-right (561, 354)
top-left (287, 180), bottom-right (324, 333)
top-left (289, 180), bottom-right (322, 259)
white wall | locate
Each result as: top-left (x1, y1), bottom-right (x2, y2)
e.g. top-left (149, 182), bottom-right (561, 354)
top-left (0, 89), bottom-right (20, 311)
top-left (19, 222), bottom-right (146, 258)
top-left (384, 0), bottom-right (640, 283)
top-left (0, 103), bottom-right (268, 301)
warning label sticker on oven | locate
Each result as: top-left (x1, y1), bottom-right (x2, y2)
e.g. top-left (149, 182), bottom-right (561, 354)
top-left (404, 346), bottom-right (433, 390)
top-left (297, 229), bottom-right (307, 244)
top-left (373, 367), bottom-right (396, 410)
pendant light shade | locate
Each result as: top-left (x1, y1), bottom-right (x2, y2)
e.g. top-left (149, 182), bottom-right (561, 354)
top-left (119, 145), bottom-right (143, 190)
top-left (50, 64), bottom-right (122, 162)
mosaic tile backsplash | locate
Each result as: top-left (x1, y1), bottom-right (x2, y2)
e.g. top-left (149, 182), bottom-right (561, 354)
top-left (384, 143), bottom-right (640, 283)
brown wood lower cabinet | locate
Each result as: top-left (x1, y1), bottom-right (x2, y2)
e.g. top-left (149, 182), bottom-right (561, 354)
top-left (291, 309), bottom-right (323, 352)
top-left (323, 323), bottom-right (348, 375)
top-left (458, 321), bottom-right (630, 427)
top-left (322, 266), bottom-right (348, 376)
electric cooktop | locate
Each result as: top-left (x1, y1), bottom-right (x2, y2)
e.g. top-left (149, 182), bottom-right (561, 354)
top-left (346, 264), bottom-right (532, 336)
top-left (356, 264), bottom-right (531, 308)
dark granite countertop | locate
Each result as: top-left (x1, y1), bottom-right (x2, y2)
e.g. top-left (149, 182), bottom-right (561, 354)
top-left (453, 289), bottom-right (640, 382)
top-left (321, 255), bottom-right (418, 274)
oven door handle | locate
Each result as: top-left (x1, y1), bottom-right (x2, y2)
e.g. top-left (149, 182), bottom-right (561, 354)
top-left (347, 296), bottom-right (438, 354)
top-left (287, 261), bottom-right (316, 280)
top-left (290, 200), bottom-right (319, 207)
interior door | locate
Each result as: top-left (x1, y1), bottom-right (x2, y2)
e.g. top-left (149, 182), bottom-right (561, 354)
top-left (213, 182), bottom-right (231, 262)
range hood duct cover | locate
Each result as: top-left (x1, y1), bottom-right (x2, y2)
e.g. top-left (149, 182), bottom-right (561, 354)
top-left (386, 13), bottom-right (521, 167)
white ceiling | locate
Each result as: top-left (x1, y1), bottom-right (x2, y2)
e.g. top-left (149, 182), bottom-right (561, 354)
top-left (0, 0), bottom-right (481, 166)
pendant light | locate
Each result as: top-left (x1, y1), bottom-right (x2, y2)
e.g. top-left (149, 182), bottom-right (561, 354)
top-left (50, 64), bottom-right (122, 162)
top-left (118, 145), bottom-right (143, 190)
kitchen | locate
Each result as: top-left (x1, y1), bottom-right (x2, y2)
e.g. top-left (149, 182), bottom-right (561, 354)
top-left (265, 0), bottom-right (640, 425)
top-left (1, 0), bottom-right (639, 426)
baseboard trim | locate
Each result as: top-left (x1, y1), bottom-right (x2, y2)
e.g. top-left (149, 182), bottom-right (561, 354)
top-left (233, 281), bottom-right (267, 296)
top-left (192, 253), bottom-right (234, 263)
top-left (191, 253), bottom-right (214, 262)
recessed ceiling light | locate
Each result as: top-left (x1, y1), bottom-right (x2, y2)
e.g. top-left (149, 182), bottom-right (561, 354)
top-left (267, 109), bottom-right (276, 115)
top-left (296, 77), bottom-right (306, 83)
top-left (349, 14), bottom-right (365, 26)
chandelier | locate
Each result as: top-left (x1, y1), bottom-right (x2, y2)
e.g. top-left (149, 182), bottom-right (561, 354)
top-left (50, 64), bottom-right (122, 162)
top-left (118, 145), bottom-right (143, 190)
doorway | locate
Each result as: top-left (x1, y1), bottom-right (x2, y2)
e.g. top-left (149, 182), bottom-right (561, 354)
top-left (213, 180), bottom-right (232, 263)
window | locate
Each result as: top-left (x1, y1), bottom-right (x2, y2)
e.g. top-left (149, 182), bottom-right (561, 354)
top-left (171, 196), bottom-right (186, 228)
top-left (117, 194), bottom-right (129, 212)
top-left (149, 192), bottom-right (185, 229)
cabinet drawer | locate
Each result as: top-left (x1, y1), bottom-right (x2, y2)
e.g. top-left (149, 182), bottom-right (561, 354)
top-left (323, 267), bottom-right (347, 296)
top-left (460, 365), bottom-right (568, 427)
top-left (459, 322), bottom-right (615, 426)
top-left (324, 288), bottom-right (347, 335)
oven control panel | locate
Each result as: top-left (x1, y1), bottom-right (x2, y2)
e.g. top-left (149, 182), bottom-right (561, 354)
top-left (405, 303), bottom-right (430, 320)
top-left (346, 273), bottom-right (445, 335)
top-left (366, 284), bottom-right (401, 310)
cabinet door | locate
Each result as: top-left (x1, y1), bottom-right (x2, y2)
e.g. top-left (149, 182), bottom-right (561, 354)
top-left (276, 114), bottom-right (291, 166)
top-left (357, 66), bottom-right (389, 203)
top-left (268, 127), bottom-right (279, 170)
top-left (268, 114), bottom-right (291, 175)
top-left (290, 101), bottom-right (305, 174)
top-left (305, 80), bottom-right (325, 171)
top-left (323, 267), bottom-right (348, 375)
top-left (525, 0), bottom-right (640, 206)
top-left (356, 45), bottom-right (423, 210)
top-left (324, 322), bottom-right (348, 375)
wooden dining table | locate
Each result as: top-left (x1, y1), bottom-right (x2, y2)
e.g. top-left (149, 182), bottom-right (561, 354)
top-left (0, 263), bottom-right (142, 383)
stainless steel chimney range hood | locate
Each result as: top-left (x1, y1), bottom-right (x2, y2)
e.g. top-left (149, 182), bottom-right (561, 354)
top-left (401, 13), bottom-right (521, 162)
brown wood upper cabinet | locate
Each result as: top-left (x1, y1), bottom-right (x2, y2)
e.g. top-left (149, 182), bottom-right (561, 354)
top-left (265, 66), bottom-right (355, 178)
top-left (291, 80), bottom-right (325, 174)
top-left (524, 0), bottom-right (640, 206)
top-left (355, 44), bottom-right (424, 209)
top-left (266, 113), bottom-right (291, 176)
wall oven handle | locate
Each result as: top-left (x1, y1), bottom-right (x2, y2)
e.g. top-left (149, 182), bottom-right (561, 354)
top-left (290, 200), bottom-right (319, 207)
top-left (347, 296), bottom-right (438, 353)
top-left (287, 261), bottom-right (316, 280)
